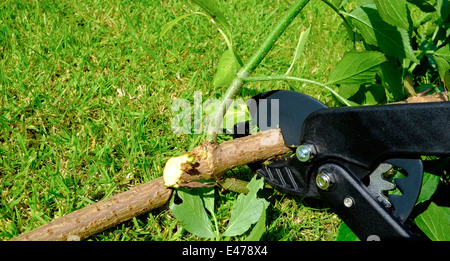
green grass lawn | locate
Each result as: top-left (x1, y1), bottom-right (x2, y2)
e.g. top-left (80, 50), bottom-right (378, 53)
top-left (0, 0), bottom-right (354, 241)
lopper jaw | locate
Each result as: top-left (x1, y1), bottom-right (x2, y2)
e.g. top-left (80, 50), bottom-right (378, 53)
top-left (234, 90), bottom-right (450, 241)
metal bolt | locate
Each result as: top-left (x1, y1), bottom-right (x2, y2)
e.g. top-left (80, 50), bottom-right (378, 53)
top-left (367, 235), bottom-right (380, 241)
top-left (296, 144), bottom-right (316, 162)
top-left (316, 172), bottom-right (333, 190)
top-left (343, 197), bottom-right (354, 208)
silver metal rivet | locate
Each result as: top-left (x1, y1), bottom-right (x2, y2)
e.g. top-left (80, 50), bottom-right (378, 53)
top-left (296, 144), bottom-right (316, 162)
top-left (316, 172), bottom-right (333, 190)
top-left (343, 197), bottom-right (354, 208)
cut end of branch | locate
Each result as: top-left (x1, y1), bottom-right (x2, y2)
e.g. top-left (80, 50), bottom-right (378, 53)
top-left (163, 154), bottom-right (196, 188)
top-left (164, 129), bottom-right (291, 190)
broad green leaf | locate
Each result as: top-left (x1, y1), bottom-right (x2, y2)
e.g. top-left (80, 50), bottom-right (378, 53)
top-left (435, 44), bottom-right (450, 62)
top-left (213, 49), bottom-right (241, 87)
top-left (414, 202), bottom-right (450, 240)
top-left (339, 84), bottom-right (386, 105)
top-left (336, 223), bottom-right (359, 241)
top-left (221, 99), bottom-right (251, 132)
top-left (198, 187), bottom-right (215, 215)
top-left (244, 200), bottom-right (269, 241)
top-left (359, 0), bottom-right (374, 5)
top-left (437, 0), bottom-right (450, 24)
top-left (415, 84), bottom-right (435, 93)
top-left (374, 0), bottom-right (410, 30)
top-left (407, 0), bottom-right (436, 13)
top-left (380, 57), bottom-right (405, 100)
top-left (327, 51), bottom-right (386, 85)
top-left (363, 84), bottom-right (386, 105)
top-left (434, 55), bottom-right (450, 88)
top-left (191, 0), bottom-right (231, 37)
top-left (339, 84), bottom-right (361, 99)
top-left (346, 5), bottom-right (419, 63)
top-left (223, 176), bottom-right (268, 237)
top-left (285, 26), bottom-right (311, 75)
top-left (416, 172), bottom-right (440, 204)
top-left (332, 0), bottom-right (347, 9)
top-left (170, 189), bottom-right (215, 238)
top-left (442, 206), bottom-right (450, 220)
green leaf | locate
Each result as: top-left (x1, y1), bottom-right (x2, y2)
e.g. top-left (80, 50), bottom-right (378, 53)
top-left (346, 5), bottom-right (419, 63)
top-left (199, 187), bottom-right (215, 215)
top-left (244, 200), bottom-right (269, 241)
top-left (363, 84), bottom-right (386, 105)
top-left (380, 57), bottom-right (406, 101)
top-left (332, 0), bottom-right (348, 9)
top-left (433, 55), bottom-right (450, 88)
top-left (285, 26), bottom-right (311, 75)
top-left (327, 51), bottom-right (386, 85)
top-left (223, 176), bottom-right (268, 237)
top-left (373, 0), bottom-right (410, 30)
top-left (414, 202), bottom-right (450, 240)
top-left (416, 172), bottom-right (440, 204)
top-left (191, 0), bottom-right (232, 37)
top-left (359, 0), bottom-right (374, 5)
top-left (213, 49), bottom-right (241, 87)
top-left (221, 99), bottom-right (251, 132)
top-left (170, 188), bottom-right (215, 238)
top-left (336, 222), bottom-right (360, 241)
top-left (435, 44), bottom-right (450, 62)
top-left (437, 0), bottom-right (450, 24)
top-left (338, 83), bottom-right (386, 105)
top-left (339, 84), bottom-right (361, 99)
top-left (442, 206), bottom-right (450, 220)
top-left (407, 0), bottom-right (436, 13)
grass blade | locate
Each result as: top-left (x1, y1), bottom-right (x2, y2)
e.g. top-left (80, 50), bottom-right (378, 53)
top-left (160, 12), bottom-right (207, 38)
top-left (191, 0), bottom-right (232, 37)
top-left (285, 26), bottom-right (310, 75)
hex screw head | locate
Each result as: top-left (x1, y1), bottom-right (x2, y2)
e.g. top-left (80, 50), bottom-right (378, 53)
top-left (316, 172), bottom-right (333, 190)
top-left (296, 144), bottom-right (316, 162)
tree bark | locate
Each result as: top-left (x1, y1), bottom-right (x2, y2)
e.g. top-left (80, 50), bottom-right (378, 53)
top-left (11, 177), bottom-right (172, 241)
top-left (11, 129), bottom-right (291, 241)
top-left (178, 128), bottom-right (292, 184)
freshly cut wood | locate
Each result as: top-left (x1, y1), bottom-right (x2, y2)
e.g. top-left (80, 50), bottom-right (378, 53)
top-left (167, 128), bottom-right (292, 187)
top-left (12, 128), bottom-right (291, 241)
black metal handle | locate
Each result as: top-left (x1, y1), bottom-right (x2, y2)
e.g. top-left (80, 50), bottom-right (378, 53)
top-left (300, 102), bottom-right (450, 170)
top-left (316, 162), bottom-right (429, 241)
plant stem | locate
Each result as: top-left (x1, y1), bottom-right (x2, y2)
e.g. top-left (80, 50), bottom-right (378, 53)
top-left (241, 75), bottom-right (354, 106)
top-left (212, 211), bottom-right (221, 241)
top-left (206, 0), bottom-right (311, 142)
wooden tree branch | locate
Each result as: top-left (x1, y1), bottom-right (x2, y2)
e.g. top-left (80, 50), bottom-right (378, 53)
top-left (11, 177), bottom-right (173, 241)
top-left (175, 128), bottom-right (292, 185)
top-left (11, 129), bottom-right (291, 241)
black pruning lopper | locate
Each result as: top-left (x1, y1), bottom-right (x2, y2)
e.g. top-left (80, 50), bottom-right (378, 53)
top-left (233, 90), bottom-right (450, 241)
